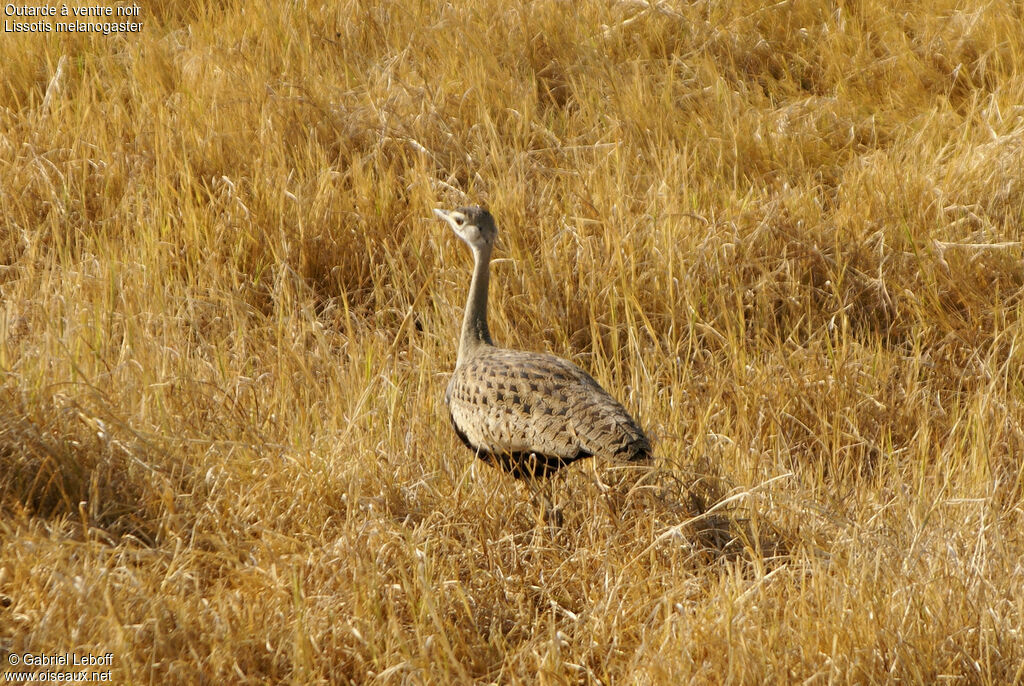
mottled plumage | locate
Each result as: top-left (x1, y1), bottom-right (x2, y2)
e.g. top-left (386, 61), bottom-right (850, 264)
top-left (435, 205), bottom-right (651, 480)
top-left (446, 348), bottom-right (650, 478)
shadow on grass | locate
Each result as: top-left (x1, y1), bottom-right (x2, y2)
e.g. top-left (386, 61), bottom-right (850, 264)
top-left (0, 388), bottom-right (175, 546)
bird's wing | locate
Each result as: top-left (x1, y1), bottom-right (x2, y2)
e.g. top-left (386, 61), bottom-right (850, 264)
top-left (446, 349), bottom-right (649, 462)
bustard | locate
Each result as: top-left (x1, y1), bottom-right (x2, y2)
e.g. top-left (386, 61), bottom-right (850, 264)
top-left (435, 205), bottom-right (651, 480)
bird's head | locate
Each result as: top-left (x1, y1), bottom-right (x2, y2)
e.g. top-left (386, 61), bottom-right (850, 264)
top-left (433, 206), bottom-right (497, 253)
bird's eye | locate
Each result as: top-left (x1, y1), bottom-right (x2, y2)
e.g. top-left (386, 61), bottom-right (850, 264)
top-left (455, 216), bottom-right (465, 226)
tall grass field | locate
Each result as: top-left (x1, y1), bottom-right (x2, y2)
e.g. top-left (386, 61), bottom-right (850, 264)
top-left (2, 0), bottom-right (1024, 682)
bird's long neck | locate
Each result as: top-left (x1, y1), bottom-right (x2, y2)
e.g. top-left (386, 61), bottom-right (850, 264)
top-left (457, 243), bottom-right (494, 368)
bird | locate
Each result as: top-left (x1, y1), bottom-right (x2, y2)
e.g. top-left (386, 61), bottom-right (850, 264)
top-left (434, 205), bottom-right (652, 481)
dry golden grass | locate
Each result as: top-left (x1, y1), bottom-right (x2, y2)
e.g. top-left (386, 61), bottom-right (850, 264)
top-left (2, 0), bottom-right (1024, 682)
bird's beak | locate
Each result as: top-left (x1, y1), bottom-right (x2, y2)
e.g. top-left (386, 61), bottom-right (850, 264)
top-left (433, 208), bottom-right (456, 228)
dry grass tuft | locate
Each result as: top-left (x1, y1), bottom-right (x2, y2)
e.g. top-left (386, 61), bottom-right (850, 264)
top-left (3, 0), bottom-right (1024, 682)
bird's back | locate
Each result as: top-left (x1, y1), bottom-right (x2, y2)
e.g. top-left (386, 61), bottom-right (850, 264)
top-left (445, 347), bottom-right (650, 478)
